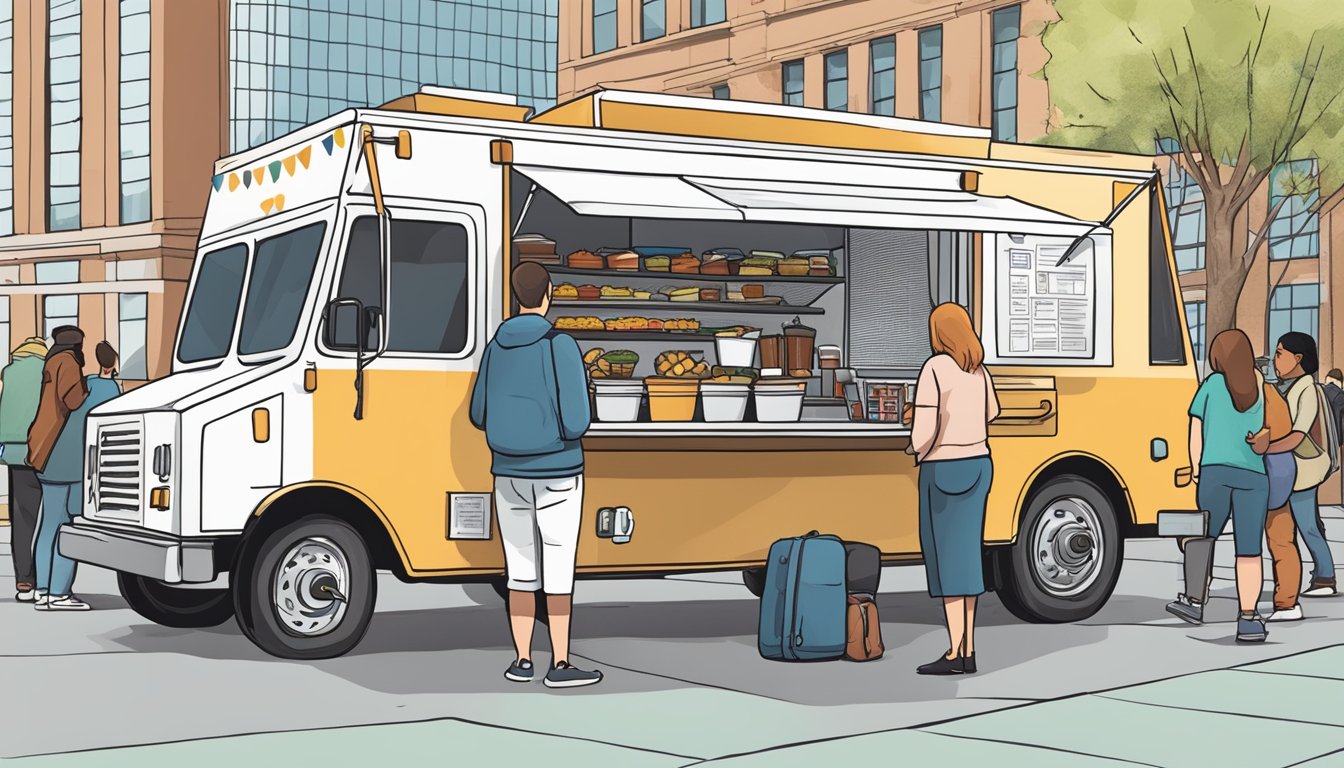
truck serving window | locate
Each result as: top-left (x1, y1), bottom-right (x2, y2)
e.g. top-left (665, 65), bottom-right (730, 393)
top-left (239, 222), bottom-right (328, 356)
top-left (1149, 188), bottom-right (1187, 365)
top-left (178, 244), bottom-right (248, 364)
top-left (331, 217), bottom-right (470, 355)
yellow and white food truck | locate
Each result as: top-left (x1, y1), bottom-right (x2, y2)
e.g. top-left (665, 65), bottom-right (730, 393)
top-left (60, 87), bottom-right (1199, 659)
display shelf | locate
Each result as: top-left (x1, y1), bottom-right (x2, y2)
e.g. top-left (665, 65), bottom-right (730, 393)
top-left (551, 300), bottom-right (823, 315)
top-left (554, 330), bottom-right (722, 342)
top-left (546, 267), bottom-right (843, 285)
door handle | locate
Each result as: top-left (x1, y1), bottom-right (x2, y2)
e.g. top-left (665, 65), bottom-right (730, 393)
top-left (992, 400), bottom-right (1054, 425)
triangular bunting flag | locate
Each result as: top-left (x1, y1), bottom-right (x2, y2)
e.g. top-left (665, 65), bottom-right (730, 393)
top-left (322, 136), bottom-right (335, 155)
top-left (261, 198), bottom-right (275, 215)
top-left (333, 127), bottom-right (347, 148)
top-left (228, 173), bottom-right (240, 191)
top-left (253, 168), bottom-right (265, 186)
top-left (283, 156), bottom-right (297, 176)
top-left (298, 146), bottom-right (312, 168)
top-left (274, 194), bottom-right (286, 212)
top-left (269, 160), bottom-right (283, 182)
top-left (242, 171), bottom-right (252, 189)
top-left (212, 174), bottom-right (224, 191)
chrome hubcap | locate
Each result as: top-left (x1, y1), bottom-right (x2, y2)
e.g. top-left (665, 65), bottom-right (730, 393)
top-left (1031, 497), bottom-right (1103, 597)
top-left (273, 537), bottom-right (350, 636)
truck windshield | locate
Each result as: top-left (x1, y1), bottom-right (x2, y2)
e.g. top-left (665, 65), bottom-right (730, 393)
top-left (238, 222), bottom-right (328, 355)
top-left (177, 244), bottom-right (248, 364)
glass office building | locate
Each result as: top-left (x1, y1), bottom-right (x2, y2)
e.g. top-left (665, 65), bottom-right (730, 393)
top-left (229, 0), bottom-right (558, 152)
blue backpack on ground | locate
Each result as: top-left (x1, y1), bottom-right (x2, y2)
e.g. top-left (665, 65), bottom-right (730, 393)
top-left (758, 531), bottom-right (848, 661)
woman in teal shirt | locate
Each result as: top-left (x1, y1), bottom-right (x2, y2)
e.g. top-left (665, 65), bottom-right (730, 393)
top-left (1177, 330), bottom-right (1272, 643)
top-left (34, 342), bottom-right (123, 611)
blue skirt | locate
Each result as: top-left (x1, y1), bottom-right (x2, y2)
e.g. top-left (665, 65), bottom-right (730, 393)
top-left (918, 456), bottom-right (993, 598)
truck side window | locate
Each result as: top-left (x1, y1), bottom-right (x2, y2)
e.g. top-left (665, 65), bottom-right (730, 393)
top-left (1149, 189), bottom-right (1187, 365)
top-left (178, 244), bottom-right (248, 364)
top-left (331, 216), bottom-right (470, 355)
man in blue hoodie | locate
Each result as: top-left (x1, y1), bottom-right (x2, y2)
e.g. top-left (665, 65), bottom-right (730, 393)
top-left (470, 262), bottom-right (602, 689)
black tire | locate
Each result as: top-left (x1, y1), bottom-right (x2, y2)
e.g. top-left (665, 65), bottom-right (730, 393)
top-left (234, 515), bottom-right (376, 660)
top-left (118, 572), bottom-right (234, 628)
top-left (488, 576), bottom-right (549, 624)
top-left (742, 567), bottom-right (766, 597)
top-left (996, 475), bottom-right (1123, 623)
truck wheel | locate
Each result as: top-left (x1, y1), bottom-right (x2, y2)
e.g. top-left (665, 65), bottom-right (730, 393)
top-left (488, 576), bottom-right (549, 624)
top-left (742, 567), bottom-right (766, 597)
top-left (996, 475), bottom-right (1122, 624)
top-left (118, 572), bottom-right (234, 628)
top-left (234, 515), bottom-right (376, 660)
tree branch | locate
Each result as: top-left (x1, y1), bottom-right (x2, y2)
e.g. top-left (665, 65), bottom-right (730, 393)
top-left (1184, 28), bottom-right (1220, 182)
top-left (1241, 194), bottom-right (1290, 269)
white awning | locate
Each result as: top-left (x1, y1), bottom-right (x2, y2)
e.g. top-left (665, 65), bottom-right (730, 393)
top-left (514, 166), bottom-right (1104, 238)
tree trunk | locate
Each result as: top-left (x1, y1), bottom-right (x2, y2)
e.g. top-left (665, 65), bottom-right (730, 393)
top-left (1201, 199), bottom-right (1252, 355)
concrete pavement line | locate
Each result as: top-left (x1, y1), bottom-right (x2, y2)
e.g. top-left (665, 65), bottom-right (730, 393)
top-left (1233, 668), bottom-right (1344, 685)
top-left (916, 730), bottom-right (1162, 767)
top-left (1287, 745), bottom-right (1344, 768)
top-left (5, 713), bottom-right (705, 763)
top-left (1092, 692), bottom-right (1344, 733)
top-left (568, 651), bottom-right (802, 705)
top-left (0, 650), bottom-right (142, 659)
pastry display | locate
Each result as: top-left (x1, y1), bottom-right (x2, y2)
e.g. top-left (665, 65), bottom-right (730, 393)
top-left (644, 254), bottom-right (671, 272)
top-left (555, 316), bottom-right (603, 330)
top-left (655, 351), bottom-right (710, 379)
top-left (700, 288), bottom-right (721, 302)
top-left (710, 366), bottom-right (759, 384)
top-left (751, 250), bottom-right (785, 260)
top-left (576, 284), bottom-right (601, 300)
top-left (605, 317), bottom-right (650, 331)
top-left (739, 256), bottom-right (777, 276)
top-left (668, 287), bottom-right (700, 302)
top-left (553, 284), bottom-right (579, 300)
top-left (700, 249), bottom-right (744, 275)
top-left (515, 234), bottom-right (560, 265)
top-left (742, 284), bottom-right (766, 299)
top-left (778, 257), bottom-right (810, 276)
top-left (809, 256), bottom-right (832, 276)
top-left (713, 326), bottom-right (757, 338)
top-left (600, 286), bottom-right (635, 300)
top-left (606, 250), bottom-right (641, 271)
top-left (567, 250), bottom-right (605, 269)
top-left (588, 349), bottom-right (639, 379)
top-left (663, 318), bottom-right (700, 331)
top-left (633, 290), bottom-right (653, 300)
top-left (670, 254), bottom-right (701, 274)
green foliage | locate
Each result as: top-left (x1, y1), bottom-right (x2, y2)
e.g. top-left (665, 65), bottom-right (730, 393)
top-left (1041, 0), bottom-right (1344, 197)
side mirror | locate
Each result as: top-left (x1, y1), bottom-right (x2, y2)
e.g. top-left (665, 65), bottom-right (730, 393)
top-left (396, 130), bottom-right (412, 160)
top-left (323, 299), bottom-right (363, 350)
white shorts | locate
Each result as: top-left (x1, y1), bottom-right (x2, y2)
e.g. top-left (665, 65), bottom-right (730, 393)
top-left (495, 474), bottom-right (584, 594)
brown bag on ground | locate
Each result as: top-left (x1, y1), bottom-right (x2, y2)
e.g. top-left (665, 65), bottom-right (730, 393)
top-left (845, 593), bottom-right (884, 662)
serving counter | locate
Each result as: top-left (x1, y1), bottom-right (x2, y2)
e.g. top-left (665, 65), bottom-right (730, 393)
top-left (583, 421), bottom-right (912, 452)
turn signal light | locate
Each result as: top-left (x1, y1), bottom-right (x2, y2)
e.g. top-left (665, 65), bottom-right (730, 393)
top-left (150, 487), bottom-right (171, 510)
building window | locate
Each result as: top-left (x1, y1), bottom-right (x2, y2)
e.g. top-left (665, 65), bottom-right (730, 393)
top-left (35, 260), bottom-right (80, 284)
top-left (119, 292), bottom-right (148, 379)
top-left (48, 0), bottom-right (82, 232)
top-left (0, 0), bottom-right (13, 237)
top-left (991, 4), bottom-right (1020, 141)
top-left (824, 50), bottom-right (848, 111)
top-left (120, 0), bottom-right (151, 225)
top-left (690, 0), bottom-right (725, 29)
top-left (641, 0), bottom-right (664, 41)
top-left (43, 295), bottom-right (79, 341)
top-left (1184, 300), bottom-right (1206, 368)
top-left (869, 36), bottom-right (895, 116)
top-left (782, 59), bottom-right (804, 107)
top-left (918, 26), bottom-right (942, 121)
top-left (1165, 165), bottom-right (1206, 272)
top-left (712, 84), bottom-right (730, 100)
top-left (1269, 284), bottom-right (1320, 349)
top-left (1269, 160), bottom-right (1320, 261)
top-left (1155, 137), bottom-right (1182, 156)
top-left (229, 0), bottom-right (560, 152)
top-left (593, 0), bottom-right (616, 54)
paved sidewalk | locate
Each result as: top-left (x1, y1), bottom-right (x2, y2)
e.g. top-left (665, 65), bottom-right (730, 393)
top-left (9, 644), bottom-right (1344, 767)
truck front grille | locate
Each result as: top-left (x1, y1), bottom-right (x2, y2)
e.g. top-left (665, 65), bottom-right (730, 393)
top-left (96, 425), bottom-right (142, 520)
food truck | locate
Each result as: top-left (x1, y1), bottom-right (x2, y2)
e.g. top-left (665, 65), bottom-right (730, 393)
top-left (59, 87), bottom-right (1199, 659)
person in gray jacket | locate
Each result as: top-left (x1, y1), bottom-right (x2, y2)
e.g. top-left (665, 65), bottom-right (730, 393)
top-left (0, 337), bottom-right (48, 601)
top-left (470, 262), bottom-right (602, 689)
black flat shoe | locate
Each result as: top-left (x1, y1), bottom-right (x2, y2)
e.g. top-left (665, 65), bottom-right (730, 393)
top-left (916, 652), bottom-right (965, 676)
top-left (962, 653), bottom-right (977, 674)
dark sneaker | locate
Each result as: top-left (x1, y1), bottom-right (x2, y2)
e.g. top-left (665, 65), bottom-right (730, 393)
top-left (504, 659), bottom-right (534, 683)
top-left (544, 661), bottom-right (603, 689)
top-left (1236, 614), bottom-right (1268, 643)
top-left (916, 652), bottom-right (964, 676)
top-left (1166, 595), bottom-right (1204, 625)
top-left (1302, 582), bottom-right (1338, 598)
top-left (962, 653), bottom-right (977, 674)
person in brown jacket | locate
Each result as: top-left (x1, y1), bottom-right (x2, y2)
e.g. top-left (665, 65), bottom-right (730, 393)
top-left (27, 326), bottom-right (89, 473)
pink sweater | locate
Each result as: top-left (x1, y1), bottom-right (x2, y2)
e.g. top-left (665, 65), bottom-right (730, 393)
top-left (911, 354), bottom-right (1000, 463)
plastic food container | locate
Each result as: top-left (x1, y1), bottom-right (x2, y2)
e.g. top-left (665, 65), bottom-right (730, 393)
top-left (714, 331), bottom-right (760, 368)
top-left (645, 378), bottom-right (700, 422)
top-left (592, 381), bottom-right (644, 422)
top-left (700, 382), bottom-right (751, 422)
top-left (754, 379), bottom-right (807, 422)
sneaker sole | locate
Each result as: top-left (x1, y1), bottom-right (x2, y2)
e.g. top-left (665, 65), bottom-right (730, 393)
top-left (1165, 606), bottom-right (1204, 626)
top-left (1268, 616), bottom-right (1304, 622)
top-left (504, 672), bottom-right (533, 683)
top-left (543, 677), bottom-right (603, 689)
top-left (1301, 592), bottom-right (1337, 598)
top-left (1236, 633), bottom-right (1268, 643)
top-left (45, 604), bottom-right (91, 611)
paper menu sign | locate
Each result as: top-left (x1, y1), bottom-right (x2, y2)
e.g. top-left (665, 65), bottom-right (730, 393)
top-left (996, 238), bottom-right (1096, 359)
top-left (447, 493), bottom-right (492, 540)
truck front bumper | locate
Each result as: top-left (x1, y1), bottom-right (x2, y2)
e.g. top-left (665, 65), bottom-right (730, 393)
top-left (58, 519), bottom-right (219, 584)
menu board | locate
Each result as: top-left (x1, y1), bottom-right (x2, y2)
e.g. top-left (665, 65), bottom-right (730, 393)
top-left (997, 240), bottom-right (1096, 359)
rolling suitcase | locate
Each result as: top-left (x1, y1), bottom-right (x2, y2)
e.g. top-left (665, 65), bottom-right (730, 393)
top-left (758, 531), bottom-right (848, 661)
